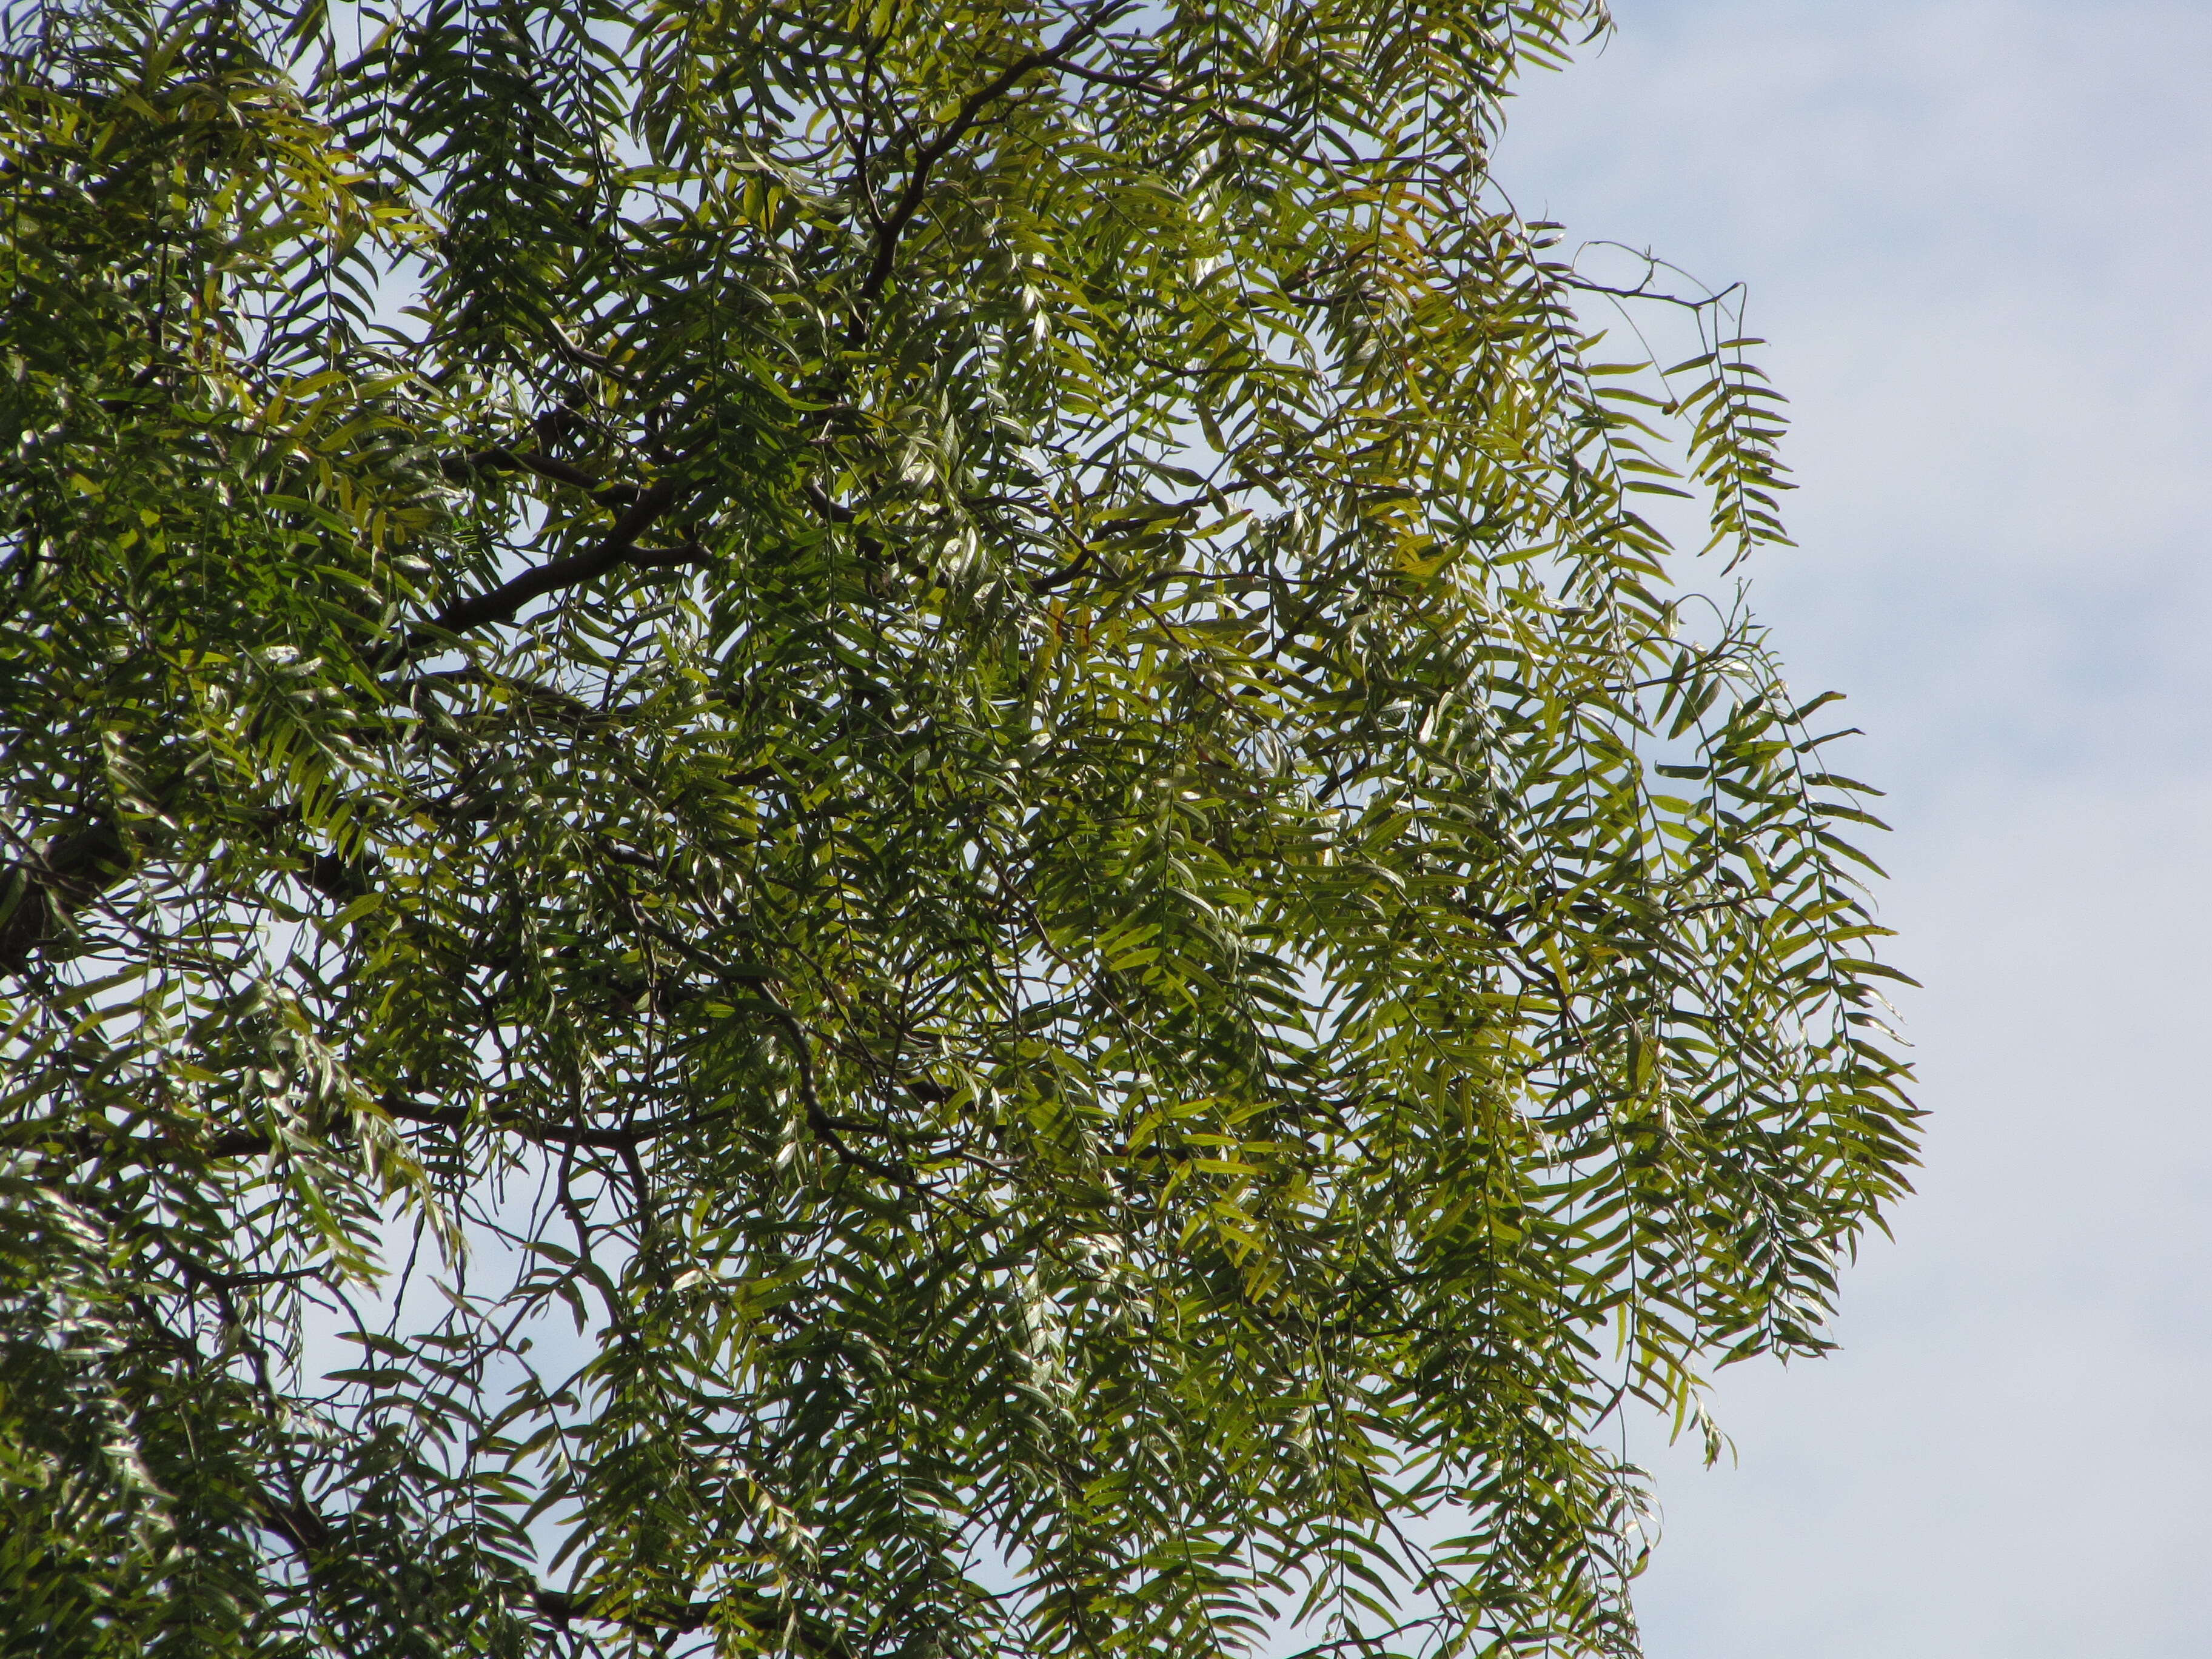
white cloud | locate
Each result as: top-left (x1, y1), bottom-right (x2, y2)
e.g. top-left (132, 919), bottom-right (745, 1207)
top-left (1498, 3), bottom-right (2212, 1654)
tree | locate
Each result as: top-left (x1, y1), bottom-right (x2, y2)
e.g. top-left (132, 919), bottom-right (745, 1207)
top-left (0, 1), bottom-right (1916, 1654)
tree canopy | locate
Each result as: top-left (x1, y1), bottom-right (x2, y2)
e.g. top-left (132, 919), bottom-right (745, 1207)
top-left (0, 1), bottom-right (1917, 1655)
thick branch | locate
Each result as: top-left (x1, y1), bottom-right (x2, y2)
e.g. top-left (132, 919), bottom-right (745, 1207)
top-left (0, 816), bottom-right (132, 976)
top-left (404, 478), bottom-right (684, 653)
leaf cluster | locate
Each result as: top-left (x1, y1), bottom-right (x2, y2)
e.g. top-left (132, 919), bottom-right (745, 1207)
top-left (0, 3), bottom-right (1915, 1657)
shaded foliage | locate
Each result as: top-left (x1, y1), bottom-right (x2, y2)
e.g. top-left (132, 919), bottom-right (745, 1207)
top-left (0, 1), bottom-right (1915, 1655)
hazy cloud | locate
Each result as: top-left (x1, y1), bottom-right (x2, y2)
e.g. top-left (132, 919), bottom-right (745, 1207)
top-left (1498, 4), bottom-right (2212, 1654)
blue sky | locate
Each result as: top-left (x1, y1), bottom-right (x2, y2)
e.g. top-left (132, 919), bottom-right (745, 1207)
top-left (1496, 3), bottom-right (2212, 1654)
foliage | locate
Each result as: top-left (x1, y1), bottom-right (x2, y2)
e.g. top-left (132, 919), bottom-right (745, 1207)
top-left (0, 1), bottom-right (1916, 1655)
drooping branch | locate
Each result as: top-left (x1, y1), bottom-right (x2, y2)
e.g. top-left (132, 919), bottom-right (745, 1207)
top-left (5, 1093), bottom-right (724, 1173)
top-left (253, 1487), bottom-right (751, 1643)
top-left (850, 1), bottom-right (1126, 329)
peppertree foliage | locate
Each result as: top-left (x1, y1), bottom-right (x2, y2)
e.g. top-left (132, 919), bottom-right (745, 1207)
top-left (0, 1), bottom-right (1917, 1655)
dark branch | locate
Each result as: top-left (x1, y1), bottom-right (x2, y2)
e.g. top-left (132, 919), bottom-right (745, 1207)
top-left (547, 320), bottom-right (631, 382)
top-left (255, 1488), bottom-right (755, 1643)
top-left (450, 446), bottom-right (643, 509)
top-left (531, 1588), bottom-right (710, 1634)
top-left (1037, 52), bottom-right (1193, 101)
top-left (6, 1092), bottom-right (729, 1173)
top-left (0, 816), bottom-right (131, 976)
top-left (1027, 548), bottom-right (1094, 593)
top-left (401, 478), bottom-right (685, 654)
top-left (851, 2), bottom-right (1123, 330)
top-left (804, 480), bottom-right (887, 560)
top-left (535, 1584), bottom-right (849, 1652)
